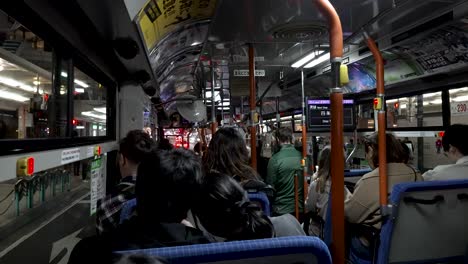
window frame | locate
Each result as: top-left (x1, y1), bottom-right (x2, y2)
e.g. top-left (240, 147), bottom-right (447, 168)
top-left (0, 4), bottom-right (117, 156)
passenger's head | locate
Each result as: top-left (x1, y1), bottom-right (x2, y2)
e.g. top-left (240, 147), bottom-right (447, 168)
top-left (136, 148), bottom-right (203, 225)
top-left (119, 130), bottom-right (155, 177)
top-left (364, 132), bottom-right (406, 169)
top-left (157, 138), bottom-right (173, 150)
top-left (274, 127), bottom-right (293, 145)
top-left (204, 127), bottom-right (258, 182)
top-left (194, 172), bottom-right (274, 241)
top-left (442, 124), bottom-right (468, 162)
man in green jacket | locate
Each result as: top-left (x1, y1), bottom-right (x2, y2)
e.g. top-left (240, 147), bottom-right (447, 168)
top-left (266, 127), bottom-right (304, 222)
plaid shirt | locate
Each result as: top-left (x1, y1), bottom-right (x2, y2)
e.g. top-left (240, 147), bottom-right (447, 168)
top-left (96, 176), bottom-right (136, 234)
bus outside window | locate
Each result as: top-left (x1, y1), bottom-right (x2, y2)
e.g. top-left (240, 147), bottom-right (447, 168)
top-left (72, 67), bottom-right (107, 137)
top-left (0, 12), bottom-right (59, 139)
top-left (386, 92), bottom-right (443, 128)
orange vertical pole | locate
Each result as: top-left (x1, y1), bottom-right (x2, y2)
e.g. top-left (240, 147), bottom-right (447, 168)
top-left (249, 44), bottom-right (257, 170)
top-left (314, 1), bottom-right (345, 263)
top-left (364, 32), bottom-right (388, 207)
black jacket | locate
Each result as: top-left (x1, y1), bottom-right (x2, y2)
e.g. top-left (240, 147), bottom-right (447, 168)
top-left (68, 217), bottom-right (210, 264)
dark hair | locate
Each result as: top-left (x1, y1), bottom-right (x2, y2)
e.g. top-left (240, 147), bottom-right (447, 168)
top-left (120, 130), bottom-right (155, 163)
top-left (194, 172), bottom-right (274, 241)
top-left (112, 254), bottom-right (168, 264)
top-left (275, 127), bottom-right (293, 143)
top-left (204, 127), bottom-right (259, 182)
top-left (400, 142), bottom-right (410, 164)
top-left (136, 148), bottom-right (203, 224)
top-left (442, 124), bottom-right (468, 155)
top-left (364, 133), bottom-right (406, 167)
top-left (157, 138), bottom-right (173, 151)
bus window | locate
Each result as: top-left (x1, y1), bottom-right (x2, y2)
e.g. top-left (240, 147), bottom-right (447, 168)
top-left (449, 87), bottom-right (468, 124)
top-left (0, 12), bottom-right (57, 139)
top-left (386, 92), bottom-right (443, 128)
top-left (72, 67), bottom-right (108, 137)
top-left (356, 102), bottom-right (375, 130)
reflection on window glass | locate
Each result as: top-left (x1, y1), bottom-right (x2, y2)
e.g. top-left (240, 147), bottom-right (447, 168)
top-left (0, 11), bottom-right (63, 139)
top-left (449, 87), bottom-right (468, 125)
top-left (386, 92), bottom-right (443, 128)
top-left (356, 103), bottom-right (374, 130)
top-left (73, 68), bottom-right (107, 137)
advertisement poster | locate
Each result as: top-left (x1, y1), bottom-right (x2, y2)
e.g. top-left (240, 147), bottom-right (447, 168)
top-left (136, 0), bottom-right (217, 51)
top-left (90, 155), bottom-right (107, 215)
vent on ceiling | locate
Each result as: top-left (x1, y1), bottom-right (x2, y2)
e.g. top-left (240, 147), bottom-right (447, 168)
top-left (270, 22), bottom-right (328, 41)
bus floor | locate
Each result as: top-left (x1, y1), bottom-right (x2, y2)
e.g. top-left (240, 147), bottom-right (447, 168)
top-left (0, 180), bottom-right (96, 264)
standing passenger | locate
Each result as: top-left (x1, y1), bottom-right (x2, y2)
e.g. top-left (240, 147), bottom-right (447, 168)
top-left (423, 124), bottom-right (468, 181)
top-left (266, 127), bottom-right (304, 221)
top-left (96, 130), bottom-right (155, 234)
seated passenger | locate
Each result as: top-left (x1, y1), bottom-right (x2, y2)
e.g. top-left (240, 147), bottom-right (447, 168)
top-left (305, 146), bottom-right (331, 236)
top-left (204, 127), bottom-right (260, 182)
top-left (68, 149), bottom-right (209, 264)
top-left (194, 172), bottom-right (304, 241)
top-left (345, 133), bottom-right (422, 260)
top-left (96, 130), bottom-right (155, 234)
top-left (266, 128), bottom-right (304, 221)
top-left (423, 124), bottom-right (468, 181)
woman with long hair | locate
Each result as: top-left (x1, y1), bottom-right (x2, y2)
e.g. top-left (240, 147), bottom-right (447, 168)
top-left (194, 172), bottom-right (274, 241)
top-left (204, 127), bottom-right (260, 182)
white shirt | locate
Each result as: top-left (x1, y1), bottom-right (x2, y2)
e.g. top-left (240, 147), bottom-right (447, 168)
top-left (423, 156), bottom-right (468, 181)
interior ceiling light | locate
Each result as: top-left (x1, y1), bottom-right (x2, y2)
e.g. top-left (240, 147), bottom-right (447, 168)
top-left (61, 72), bottom-right (90, 88)
top-left (93, 107), bottom-right (106, 114)
top-left (75, 88), bottom-right (85, 93)
top-left (0, 90), bottom-right (29, 102)
top-left (304, 52), bottom-right (330, 68)
top-left (291, 51), bottom-right (324, 68)
top-left (0, 76), bottom-right (35, 92)
top-left (82, 111), bottom-right (106, 120)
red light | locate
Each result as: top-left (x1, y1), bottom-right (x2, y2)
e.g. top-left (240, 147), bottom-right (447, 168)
top-left (72, 119), bottom-right (77, 126)
top-left (438, 131), bottom-right (445, 137)
top-left (394, 102), bottom-right (399, 109)
top-left (373, 98), bottom-right (379, 106)
top-left (27, 157), bottom-right (34, 175)
top-left (97, 146), bottom-right (101, 155)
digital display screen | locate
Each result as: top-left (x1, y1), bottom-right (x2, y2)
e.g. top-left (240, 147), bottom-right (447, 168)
top-left (307, 98), bottom-right (355, 131)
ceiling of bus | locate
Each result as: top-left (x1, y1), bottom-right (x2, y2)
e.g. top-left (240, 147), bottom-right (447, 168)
top-left (131, 0), bottom-right (468, 120)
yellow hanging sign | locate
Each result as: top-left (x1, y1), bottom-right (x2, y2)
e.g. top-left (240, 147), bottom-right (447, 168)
top-left (137, 0), bottom-right (218, 51)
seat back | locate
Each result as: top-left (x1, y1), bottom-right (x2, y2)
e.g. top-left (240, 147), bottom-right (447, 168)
top-left (116, 236), bottom-right (331, 264)
top-left (119, 198), bottom-right (137, 224)
top-left (378, 179), bottom-right (468, 264)
top-left (247, 192), bottom-right (271, 216)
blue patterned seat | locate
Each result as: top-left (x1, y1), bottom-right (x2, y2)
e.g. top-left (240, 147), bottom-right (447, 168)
top-left (116, 236), bottom-right (331, 264)
top-left (377, 179), bottom-right (468, 264)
